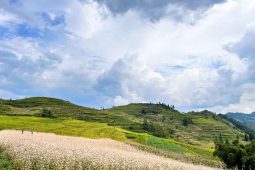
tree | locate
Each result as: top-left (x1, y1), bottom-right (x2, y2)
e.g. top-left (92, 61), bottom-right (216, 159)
top-left (214, 140), bottom-right (255, 170)
top-left (219, 133), bottom-right (223, 143)
top-left (182, 117), bottom-right (193, 126)
top-left (244, 141), bottom-right (255, 169)
top-left (249, 132), bottom-right (255, 141)
top-left (245, 134), bottom-right (249, 141)
top-left (214, 140), bottom-right (245, 169)
top-left (143, 119), bottom-right (149, 131)
top-left (141, 109), bottom-right (146, 115)
top-left (40, 109), bottom-right (53, 118)
top-left (142, 119), bottom-right (170, 138)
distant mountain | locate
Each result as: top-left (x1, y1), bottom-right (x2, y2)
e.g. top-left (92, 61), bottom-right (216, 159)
top-left (226, 112), bottom-right (255, 130)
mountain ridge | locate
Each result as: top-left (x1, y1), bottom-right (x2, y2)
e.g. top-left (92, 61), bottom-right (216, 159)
top-left (226, 111), bottom-right (255, 130)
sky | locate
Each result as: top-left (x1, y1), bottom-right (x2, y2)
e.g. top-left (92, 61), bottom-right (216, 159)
top-left (0, 0), bottom-right (255, 113)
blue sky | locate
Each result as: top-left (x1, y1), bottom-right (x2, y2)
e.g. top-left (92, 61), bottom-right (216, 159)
top-left (0, 0), bottom-right (255, 113)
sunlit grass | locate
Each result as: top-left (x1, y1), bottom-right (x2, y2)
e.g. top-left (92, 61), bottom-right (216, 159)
top-left (0, 115), bottom-right (126, 141)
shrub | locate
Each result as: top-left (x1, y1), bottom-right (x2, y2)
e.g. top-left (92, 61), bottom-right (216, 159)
top-left (40, 109), bottom-right (53, 118)
top-left (142, 119), bottom-right (173, 138)
top-left (182, 117), bottom-right (193, 126)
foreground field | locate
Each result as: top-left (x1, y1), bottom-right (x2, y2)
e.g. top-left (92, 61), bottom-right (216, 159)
top-left (0, 130), bottom-right (219, 170)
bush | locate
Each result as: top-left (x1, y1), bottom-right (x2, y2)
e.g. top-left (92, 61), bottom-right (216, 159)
top-left (40, 109), bottom-right (53, 118)
top-left (182, 117), bottom-right (193, 126)
top-left (142, 119), bottom-right (174, 138)
top-left (0, 148), bottom-right (13, 170)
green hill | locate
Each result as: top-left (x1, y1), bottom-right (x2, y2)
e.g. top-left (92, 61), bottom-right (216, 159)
top-left (109, 104), bottom-right (243, 147)
top-left (0, 97), bottom-right (249, 167)
top-left (0, 98), bottom-right (245, 146)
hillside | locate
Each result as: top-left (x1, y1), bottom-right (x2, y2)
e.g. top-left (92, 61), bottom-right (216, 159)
top-left (0, 98), bottom-right (246, 146)
top-left (0, 97), bottom-right (250, 168)
top-left (0, 98), bottom-right (244, 147)
top-left (109, 104), bottom-right (244, 147)
top-left (226, 112), bottom-right (255, 130)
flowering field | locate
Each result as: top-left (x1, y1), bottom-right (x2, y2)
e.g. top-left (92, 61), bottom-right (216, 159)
top-left (0, 130), bottom-right (219, 170)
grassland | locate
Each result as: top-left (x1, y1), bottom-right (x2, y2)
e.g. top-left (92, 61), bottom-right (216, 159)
top-left (0, 115), bottom-right (126, 141)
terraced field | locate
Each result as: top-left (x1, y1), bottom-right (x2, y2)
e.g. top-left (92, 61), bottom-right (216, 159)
top-left (188, 117), bottom-right (243, 146)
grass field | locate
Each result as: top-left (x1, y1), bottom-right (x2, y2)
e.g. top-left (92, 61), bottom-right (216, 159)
top-left (0, 115), bottom-right (126, 141)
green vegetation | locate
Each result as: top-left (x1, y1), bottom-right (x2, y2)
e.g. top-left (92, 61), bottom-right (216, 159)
top-left (111, 103), bottom-right (244, 146)
top-left (214, 140), bottom-right (255, 169)
top-left (182, 116), bottom-right (193, 126)
top-left (142, 119), bottom-right (173, 138)
top-left (0, 149), bottom-right (13, 170)
top-left (40, 108), bottom-right (54, 118)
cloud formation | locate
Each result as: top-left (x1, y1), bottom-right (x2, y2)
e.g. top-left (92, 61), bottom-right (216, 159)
top-left (0, 0), bottom-right (255, 113)
top-left (94, 0), bottom-right (226, 20)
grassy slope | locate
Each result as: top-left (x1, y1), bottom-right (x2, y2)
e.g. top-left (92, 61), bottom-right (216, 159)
top-left (0, 97), bottom-right (245, 167)
top-left (0, 97), bottom-right (141, 130)
top-left (0, 115), bottom-right (126, 141)
top-left (110, 104), bottom-right (244, 147)
top-left (0, 98), bottom-right (245, 144)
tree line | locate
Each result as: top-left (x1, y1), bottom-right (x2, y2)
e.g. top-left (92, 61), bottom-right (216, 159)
top-left (214, 139), bottom-right (255, 169)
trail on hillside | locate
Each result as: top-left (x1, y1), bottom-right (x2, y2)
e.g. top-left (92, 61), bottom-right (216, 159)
top-left (0, 130), bottom-right (219, 170)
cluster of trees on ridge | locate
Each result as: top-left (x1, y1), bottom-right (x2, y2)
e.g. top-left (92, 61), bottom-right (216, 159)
top-left (142, 119), bottom-right (175, 138)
